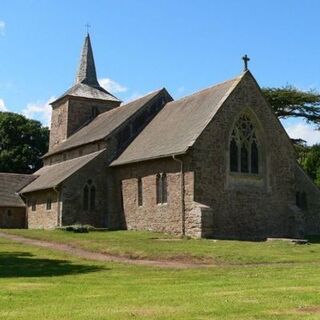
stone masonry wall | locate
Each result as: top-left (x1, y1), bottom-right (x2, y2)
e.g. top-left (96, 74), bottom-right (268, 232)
top-left (49, 99), bottom-right (69, 150)
top-left (191, 72), bottom-right (311, 239)
top-left (61, 150), bottom-right (109, 227)
top-left (44, 141), bottom-right (106, 166)
top-left (49, 96), bottom-right (119, 151)
top-left (295, 165), bottom-right (320, 235)
top-left (26, 190), bottom-right (59, 229)
top-left (114, 158), bottom-right (197, 236)
top-left (0, 207), bottom-right (26, 228)
top-left (67, 98), bottom-right (120, 137)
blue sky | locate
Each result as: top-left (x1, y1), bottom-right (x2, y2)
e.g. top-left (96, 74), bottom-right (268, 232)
top-left (0, 0), bottom-right (320, 144)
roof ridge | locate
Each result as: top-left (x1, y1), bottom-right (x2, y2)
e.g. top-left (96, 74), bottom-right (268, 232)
top-left (172, 73), bottom-right (243, 104)
top-left (94, 88), bottom-right (164, 120)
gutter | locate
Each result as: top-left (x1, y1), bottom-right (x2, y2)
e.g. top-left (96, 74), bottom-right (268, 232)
top-left (172, 154), bottom-right (185, 236)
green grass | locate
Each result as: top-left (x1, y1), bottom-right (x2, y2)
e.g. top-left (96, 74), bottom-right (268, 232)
top-left (3, 229), bottom-right (320, 265)
top-left (1, 235), bottom-right (320, 319)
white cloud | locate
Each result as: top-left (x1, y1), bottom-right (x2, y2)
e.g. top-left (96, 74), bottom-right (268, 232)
top-left (22, 96), bottom-right (55, 127)
top-left (284, 122), bottom-right (320, 146)
top-left (0, 99), bottom-right (7, 111)
top-left (123, 92), bottom-right (144, 103)
top-left (99, 78), bottom-right (127, 94)
top-left (0, 21), bottom-right (5, 36)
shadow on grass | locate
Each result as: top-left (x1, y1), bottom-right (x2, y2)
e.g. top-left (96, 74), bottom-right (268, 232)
top-left (0, 252), bottom-right (106, 278)
top-left (306, 235), bottom-right (320, 244)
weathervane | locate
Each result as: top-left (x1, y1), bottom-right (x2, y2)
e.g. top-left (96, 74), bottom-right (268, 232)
top-left (242, 54), bottom-right (250, 71)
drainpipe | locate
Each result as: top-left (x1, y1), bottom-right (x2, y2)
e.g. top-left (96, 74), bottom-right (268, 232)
top-left (19, 193), bottom-right (28, 229)
top-left (172, 155), bottom-right (185, 236)
top-left (53, 186), bottom-right (61, 227)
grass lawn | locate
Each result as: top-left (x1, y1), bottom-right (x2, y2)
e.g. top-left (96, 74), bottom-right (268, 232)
top-left (1, 231), bottom-right (320, 319)
top-left (3, 229), bottom-right (320, 265)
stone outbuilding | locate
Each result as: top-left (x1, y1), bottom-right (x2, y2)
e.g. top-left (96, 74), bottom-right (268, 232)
top-left (0, 173), bottom-right (36, 228)
top-left (1, 34), bottom-right (320, 239)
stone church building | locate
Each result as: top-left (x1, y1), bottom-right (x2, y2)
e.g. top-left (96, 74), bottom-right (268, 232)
top-left (1, 34), bottom-right (320, 239)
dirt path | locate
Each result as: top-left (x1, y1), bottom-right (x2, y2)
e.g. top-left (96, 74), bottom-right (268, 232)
top-left (0, 232), bottom-right (214, 269)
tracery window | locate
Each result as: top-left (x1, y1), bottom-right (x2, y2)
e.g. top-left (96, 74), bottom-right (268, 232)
top-left (230, 114), bottom-right (260, 174)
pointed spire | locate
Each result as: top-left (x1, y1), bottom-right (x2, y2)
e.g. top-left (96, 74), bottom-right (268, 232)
top-left (76, 33), bottom-right (99, 86)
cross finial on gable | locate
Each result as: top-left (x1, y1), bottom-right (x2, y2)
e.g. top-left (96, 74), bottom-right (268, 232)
top-left (85, 23), bottom-right (91, 34)
top-left (242, 54), bottom-right (250, 71)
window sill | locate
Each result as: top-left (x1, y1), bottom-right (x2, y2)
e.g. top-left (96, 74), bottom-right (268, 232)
top-left (229, 172), bottom-right (262, 180)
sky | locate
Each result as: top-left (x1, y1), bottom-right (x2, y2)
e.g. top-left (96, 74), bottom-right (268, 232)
top-left (0, 0), bottom-right (320, 145)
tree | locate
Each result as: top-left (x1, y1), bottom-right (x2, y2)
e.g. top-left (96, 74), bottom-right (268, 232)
top-left (301, 144), bottom-right (320, 187)
top-left (262, 86), bottom-right (320, 128)
top-left (262, 86), bottom-right (320, 186)
top-left (0, 112), bottom-right (49, 173)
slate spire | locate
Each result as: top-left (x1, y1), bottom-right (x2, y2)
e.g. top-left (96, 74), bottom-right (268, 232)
top-left (76, 33), bottom-right (99, 87)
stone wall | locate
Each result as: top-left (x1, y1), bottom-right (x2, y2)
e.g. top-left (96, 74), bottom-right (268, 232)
top-left (295, 165), bottom-right (320, 235)
top-left (114, 158), bottom-right (198, 236)
top-left (49, 99), bottom-right (69, 150)
top-left (44, 141), bottom-right (106, 166)
top-left (61, 150), bottom-right (109, 227)
top-left (191, 72), bottom-right (311, 239)
top-left (26, 190), bottom-right (59, 229)
top-left (49, 96), bottom-right (119, 151)
top-left (0, 207), bottom-right (26, 228)
top-left (44, 89), bottom-right (171, 166)
top-left (67, 98), bottom-right (120, 137)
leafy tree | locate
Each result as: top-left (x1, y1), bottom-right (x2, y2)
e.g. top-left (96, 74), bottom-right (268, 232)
top-left (301, 144), bottom-right (320, 187)
top-left (0, 112), bottom-right (49, 173)
top-left (262, 86), bottom-right (320, 128)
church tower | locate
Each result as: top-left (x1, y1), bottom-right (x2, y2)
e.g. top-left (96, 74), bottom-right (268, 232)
top-left (49, 34), bottom-right (121, 150)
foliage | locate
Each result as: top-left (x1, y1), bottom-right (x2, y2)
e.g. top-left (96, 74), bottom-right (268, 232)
top-left (262, 85), bottom-right (320, 128)
top-left (262, 86), bottom-right (320, 185)
top-left (2, 232), bottom-right (320, 319)
top-left (0, 112), bottom-right (49, 173)
top-left (301, 144), bottom-right (320, 187)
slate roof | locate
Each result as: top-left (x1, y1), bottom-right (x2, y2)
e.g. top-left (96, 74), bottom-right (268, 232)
top-left (20, 150), bottom-right (105, 194)
top-left (0, 173), bottom-right (37, 207)
top-left (44, 89), bottom-right (167, 157)
top-left (52, 34), bottom-right (120, 104)
top-left (54, 82), bottom-right (120, 104)
top-left (111, 73), bottom-right (244, 166)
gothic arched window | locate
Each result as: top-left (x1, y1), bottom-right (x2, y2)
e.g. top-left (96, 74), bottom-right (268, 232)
top-left (156, 174), bottom-right (161, 204)
top-left (137, 178), bottom-right (143, 206)
top-left (83, 185), bottom-right (89, 210)
top-left (161, 173), bottom-right (167, 204)
top-left (90, 186), bottom-right (96, 210)
top-left (83, 180), bottom-right (96, 211)
top-left (229, 114), bottom-right (260, 174)
top-left (156, 173), bottom-right (168, 204)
